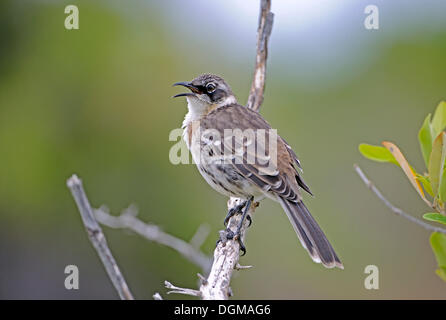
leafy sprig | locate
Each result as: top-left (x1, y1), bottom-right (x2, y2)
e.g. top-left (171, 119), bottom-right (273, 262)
top-left (359, 101), bottom-right (446, 281)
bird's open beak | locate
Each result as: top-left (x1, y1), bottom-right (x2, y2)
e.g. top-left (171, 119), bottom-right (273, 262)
top-left (172, 81), bottom-right (200, 98)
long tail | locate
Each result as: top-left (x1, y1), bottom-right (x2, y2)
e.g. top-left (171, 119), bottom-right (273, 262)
top-left (278, 197), bottom-right (343, 269)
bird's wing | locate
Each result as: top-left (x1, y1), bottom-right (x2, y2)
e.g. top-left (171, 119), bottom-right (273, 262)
top-left (201, 104), bottom-right (342, 268)
top-left (200, 104), bottom-right (310, 201)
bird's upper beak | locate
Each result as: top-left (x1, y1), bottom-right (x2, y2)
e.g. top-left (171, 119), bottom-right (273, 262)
top-left (172, 81), bottom-right (201, 98)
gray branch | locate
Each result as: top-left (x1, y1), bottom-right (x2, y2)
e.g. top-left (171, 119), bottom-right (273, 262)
top-left (66, 175), bottom-right (134, 300)
top-left (153, 292), bottom-right (163, 300)
top-left (354, 164), bottom-right (446, 234)
top-left (165, 280), bottom-right (201, 297)
top-left (164, 198), bottom-right (257, 300)
top-left (94, 205), bottom-right (212, 273)
top-left (68, 175), bottom-right (213, 300)
top-left (246, 0), bottom-right (274, 112)
top-left (199, 198), bottom-right (257, 299)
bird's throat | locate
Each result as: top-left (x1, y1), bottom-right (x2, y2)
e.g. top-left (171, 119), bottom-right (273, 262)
top-left (182, 95), bottom-right (236, 128)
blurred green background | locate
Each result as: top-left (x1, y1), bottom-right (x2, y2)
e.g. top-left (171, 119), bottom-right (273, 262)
top-left (1, 0), bottom-right (445, 299)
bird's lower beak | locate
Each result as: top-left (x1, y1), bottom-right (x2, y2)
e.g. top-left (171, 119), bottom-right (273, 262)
top-left (172, 81), bottom-right (200, 98)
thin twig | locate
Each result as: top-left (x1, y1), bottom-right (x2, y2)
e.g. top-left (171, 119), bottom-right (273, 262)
top-left (235, 263), bottom-right (253, 270)
top-left (246, 0), bottom-right (274, 112)
top-left (190, 223), bottom-right (211, 250)
top-left (153, 292), bottom-right (163, 300)
top-left (94, 205), bottom-right (212, 273)
top-left (354, 164), bottom-right (446, 234)
top-left (165, 281), bottom-right (201, 297)
top-left (66, 175), bottom-right (134, 300)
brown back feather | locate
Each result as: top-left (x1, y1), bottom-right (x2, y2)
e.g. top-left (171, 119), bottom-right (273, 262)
top-left (200, 104), bottom-right (310, 201)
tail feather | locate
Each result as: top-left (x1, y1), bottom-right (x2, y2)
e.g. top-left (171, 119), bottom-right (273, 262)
top-left (278, 197), bottom-right (343, 269)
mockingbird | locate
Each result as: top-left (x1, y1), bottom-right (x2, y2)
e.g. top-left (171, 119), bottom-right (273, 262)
top-left (173, 74), bottom-right (343, 269)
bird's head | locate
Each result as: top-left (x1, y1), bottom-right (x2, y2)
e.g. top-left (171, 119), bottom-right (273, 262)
top-left (173, 74), bottom-right (237, 116)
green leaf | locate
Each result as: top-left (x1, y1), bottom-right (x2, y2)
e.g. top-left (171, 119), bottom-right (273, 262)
top-left (430, 232), bottom-right (446, 282)
top-left (382, 141), bottom-right (427, 203)
top-left (428, 132), bottom-right (446, 197)
top-left (358, 144), bottom-right (398, 165)
top-left (418, 114), bottom-right (433, 168)
top-left (416, 174), bottom-right (434, 197)
top-left (435, 267), bottom-right (446, 282)
top-left (440, 168), bottom-right (446, 202)
top-left (430, 232), bottom-right (446, 266)
top-left (432, 101), bottom-right (446, 137)
top-left (423, 213), bottom-right (446, 225)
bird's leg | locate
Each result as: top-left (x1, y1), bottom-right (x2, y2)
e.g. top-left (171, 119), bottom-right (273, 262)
top-left (218, 197), bottom-right (254, 255)
top-left (232, 196), bottom-right (254, 256)
top-left (224, 200), bottom-right (247, 226)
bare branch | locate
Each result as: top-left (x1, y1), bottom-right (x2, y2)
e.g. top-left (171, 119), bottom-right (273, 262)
top-left (197, 273), bottom-right (207, 285)
top-left (190, 223), bottom-right (211, 250)
top-left (199, 198), bottom-right (257, 300)
top-left (153, 292), bottom-right (163, 300)
top-left (162, 198), bottom-right (257, 300)
top-left (94, 205), bottom-right (212, 273)
top-left (354, 164), bottom-right (446, 234)
top-left (66, 175), bottom-right (134, 300)
top-left (165, 281), bottom-right (201, 297)
top-left (235, 263), bottom-right (253, 270)
top-left (246, 0), bottom-right (274, 112)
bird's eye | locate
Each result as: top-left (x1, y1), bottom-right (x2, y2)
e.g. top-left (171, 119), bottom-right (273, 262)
top-left (206, 83), bottom-right (216, 93)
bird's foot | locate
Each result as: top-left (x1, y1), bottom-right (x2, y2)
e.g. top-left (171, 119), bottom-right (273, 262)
top-left (219, 197), bottom-right (254, 256)
top-left (215, 228), bottom-right (233, 247)
top-left (224, 201), bottom-right (247, 226)
top-left (216, 228), bottom-right (247, 256)
top-left (225, 229), bottom-right (246, 256)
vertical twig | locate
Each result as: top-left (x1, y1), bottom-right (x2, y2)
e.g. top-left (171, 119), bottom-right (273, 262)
top-left (67, 174), bottom-right (134, 300)
top-left (246, 0), bottom-right (274, 112)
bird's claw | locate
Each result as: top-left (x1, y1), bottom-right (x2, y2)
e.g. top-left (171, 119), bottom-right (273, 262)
top-left (224, 229), bottom-right (246, 256)
top-left (221, 197), bottom-right (253, 256)
top-left (224, 201), bottom-right (247, 226)
top-left (246, 214), bottom-right (252, 227)
top-left (237, 236), bottom-right (246, 256)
